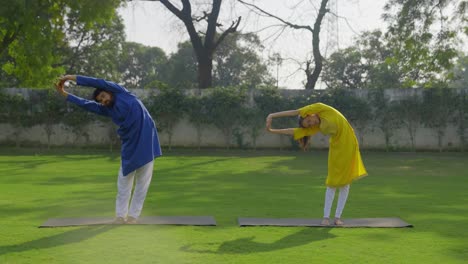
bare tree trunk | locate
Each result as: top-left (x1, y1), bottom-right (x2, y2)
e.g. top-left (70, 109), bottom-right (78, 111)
top-left (198, 56), bottom-right (213, 89)
top-left (156, 0), bottom-right (240, 89)
top-left (239, 0), bottom-right (329, 90)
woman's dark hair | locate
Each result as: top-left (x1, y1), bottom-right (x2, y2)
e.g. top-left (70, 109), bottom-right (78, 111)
top-left (297, 115), bottom-right (310, 151)
top-left (92, 88), bottom-right (105, 102)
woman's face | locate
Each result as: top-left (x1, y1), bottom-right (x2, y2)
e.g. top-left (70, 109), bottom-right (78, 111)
top-left (301, 114), bottom-right (320, 128)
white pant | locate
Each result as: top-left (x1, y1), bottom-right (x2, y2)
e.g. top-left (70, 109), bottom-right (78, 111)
top-left (116, 161), bottom-right (154, 219)
top-left (323, 184), bottom-right (350, 218)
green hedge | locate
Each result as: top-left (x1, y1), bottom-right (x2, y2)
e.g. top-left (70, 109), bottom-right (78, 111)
top-left (0, 87), bottom-right (466, 151)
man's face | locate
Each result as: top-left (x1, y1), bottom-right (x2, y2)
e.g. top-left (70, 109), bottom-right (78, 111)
top-left (96, 91), bottom-right (114, 107)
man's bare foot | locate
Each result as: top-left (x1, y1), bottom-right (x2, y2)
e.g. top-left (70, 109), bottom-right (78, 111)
top-left (112, 217), bottom-right (126, 224)
top-left (126, 216), bottom-right (138, 224)
top-left (321, 217), bottom-right (330, 226)
top-left (334, 218), bottom-right (344, 225)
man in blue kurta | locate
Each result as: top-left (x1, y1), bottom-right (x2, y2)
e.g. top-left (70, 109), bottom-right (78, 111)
top-left (56, 75), bottom-right (162, 224)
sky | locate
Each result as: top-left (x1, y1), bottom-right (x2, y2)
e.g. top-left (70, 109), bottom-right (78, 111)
top-left (118, 0), bottom-right (388, 89)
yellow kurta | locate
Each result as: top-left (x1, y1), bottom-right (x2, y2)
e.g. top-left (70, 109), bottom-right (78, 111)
top-left (293, 103), bottom-right (367, 187)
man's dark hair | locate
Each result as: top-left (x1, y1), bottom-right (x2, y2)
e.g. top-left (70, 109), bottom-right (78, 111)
top-left (92, 88), bottom-right (105, 102)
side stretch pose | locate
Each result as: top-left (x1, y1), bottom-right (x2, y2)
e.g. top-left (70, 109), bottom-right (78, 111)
top-left (56, 75), bottom-right (162, 224)
top-left (266, 102), bottom-right (367, 225)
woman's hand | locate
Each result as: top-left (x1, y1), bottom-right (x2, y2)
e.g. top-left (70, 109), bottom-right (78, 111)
top-left (266, 114), bottom-right (273, 131)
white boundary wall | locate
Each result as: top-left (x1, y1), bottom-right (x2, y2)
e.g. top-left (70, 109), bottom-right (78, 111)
top-left (0, 88), bottom-right (466, 150)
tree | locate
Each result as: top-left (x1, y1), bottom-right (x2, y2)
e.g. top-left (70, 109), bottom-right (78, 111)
top-left (322, 30), bottom-right (404, 90)
top-left (383, 0), bottom-right (463, 88)
top-left (61, 14), bottom-right (126, 82)
top-left (357, 30), bottom-right (402, 89)
top-left (118, 42), bottom-right (168, 89)
top-left (238, 0), bottom-right (330, 90)
top-left (164, 42), bottom-right (198, 89)
top-left (322, 47), bottom-right (366, 89)
top-left (213, 32), bottom-right (273, 87)
top-left (151, 0), bottom-right (241, 88)
top-left (0, 0), bottom-right (123, 88)
top-left (449, 53), bottom-right (468, 89)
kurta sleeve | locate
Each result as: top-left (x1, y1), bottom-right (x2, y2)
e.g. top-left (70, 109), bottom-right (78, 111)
top-left (298, 103), bottom-right (330, 117)
top-left (76, 75), bottom-right (127, 94)
top-left (66, 94), bottom-right (111, 117)
top-left (293, 126), bottom-right (320, 140)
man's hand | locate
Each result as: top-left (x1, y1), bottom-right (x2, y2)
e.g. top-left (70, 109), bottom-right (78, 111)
top-left (54, 75), bottom-right (77, 98)
top-left (55, 80), bottom-right (68, 97)
top-left (59, 75), bottom-right (76, 84)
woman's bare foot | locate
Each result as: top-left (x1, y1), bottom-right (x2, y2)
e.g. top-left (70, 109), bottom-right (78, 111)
top-left (334, 218), bottom-right (344, 225)
top-left (321, 217), bottom-right (330, 226)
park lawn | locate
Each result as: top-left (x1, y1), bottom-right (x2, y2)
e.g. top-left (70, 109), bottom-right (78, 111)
top-left (0, 148), bottom-right (467, 264)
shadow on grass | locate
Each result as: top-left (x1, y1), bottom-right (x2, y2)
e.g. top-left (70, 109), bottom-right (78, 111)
top-left (0, 225), bottom-right (116, 256)
top-left (180, 228), bottom-right (335, 254)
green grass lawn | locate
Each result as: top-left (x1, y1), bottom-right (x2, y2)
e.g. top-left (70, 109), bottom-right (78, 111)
top-left (0, 148), bottom-right (467, 263)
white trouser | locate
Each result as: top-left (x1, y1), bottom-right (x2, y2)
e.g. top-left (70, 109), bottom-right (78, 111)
top-left (116, 161), bottom-right (154, 219)
top-left (323, 184), bottom-right (350, 218)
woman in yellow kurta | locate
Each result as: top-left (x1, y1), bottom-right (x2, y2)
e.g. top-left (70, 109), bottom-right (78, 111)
top-left (265, 102), bottom-right (367, 226)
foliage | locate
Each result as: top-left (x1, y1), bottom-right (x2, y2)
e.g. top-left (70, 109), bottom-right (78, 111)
top-left (61, 14), bottom-right (126, 82)
top-left (382, 0), bottom-right (462, 88)
top-left (451, 89), bottom-right (468, 151)
top-left (421, 88), bottom-right (458, 151)
top-left (213, 32), bottom-right (273, 87)
top-left (145, 84), bottom-right (187, 150)
top-left (0, 92), bottom-right (35, 147)
top-left (36, 90), bottom-right (67, 149)
top-left (370, 89), bottom-right (402, 151)
top-left (257, 88), bottom-right (301, 149)
top-left (61, 90), bottom-right (92, 146)
top-left (164, 42), bottom-right (198, 90)
top-left (0, 0), bottom-right (123, 88)
top-left (395, 93), bottom-right (423, 151)
top-left (185, 95), bottom-right (211, 149)
top-left (204, 86), bottom-right (247, 148)
top-left (1, 85), bottom-right (468, 151)
top-left (322, 47), bottom-right (366, 89)
top-left (118, 42), bottom-right (168, 89)
top-left (252, 86), bottom-right (287, 149)
top-left (449, 53), bottom-right (468, 89)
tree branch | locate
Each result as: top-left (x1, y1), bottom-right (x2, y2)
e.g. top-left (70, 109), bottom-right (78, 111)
top-left (193, 11), bottom-right (209, 22)
top-left (238, 0), bottom-right (313, 32)
top-left (205, 0), bottom-right (222, 49)
top-left (213, 16), bottom-right (242, 50)
top-left (157, 0), bottom-right (185, 20)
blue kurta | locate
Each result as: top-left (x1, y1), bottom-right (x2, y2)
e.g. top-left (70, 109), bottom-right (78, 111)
top-left (66, 75), bottom-right (162, 176)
